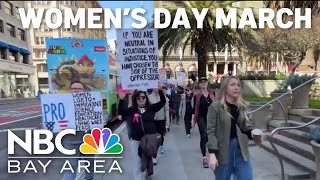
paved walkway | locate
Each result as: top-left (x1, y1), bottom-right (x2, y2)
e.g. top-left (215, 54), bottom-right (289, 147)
top-left (85, 122), bottom-right (309, 180)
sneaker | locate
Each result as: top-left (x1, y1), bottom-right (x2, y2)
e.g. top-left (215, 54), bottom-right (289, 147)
top-left (152, 158), bottom-right (157, 165)
top-left (187, 134), bottom-right (191, 138)
top-left (160, 146), bottom-right (165, 154)
top-left (203, 158), bottom-right (209, 168)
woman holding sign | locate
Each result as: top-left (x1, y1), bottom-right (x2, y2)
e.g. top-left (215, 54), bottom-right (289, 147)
top-left (118, 87), bottom-right (166, 180)
top-left (207, 76), bottom-right (266, 180)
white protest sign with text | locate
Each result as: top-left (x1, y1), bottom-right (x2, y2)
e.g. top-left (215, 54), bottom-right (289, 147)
top-left (40, 92), bottom-right (103, 133)
top-left (116, 28), bottom-right (159, 90)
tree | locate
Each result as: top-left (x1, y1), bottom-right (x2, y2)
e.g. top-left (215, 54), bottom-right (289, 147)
top-left (238, 18), bottom-right (320, 73)
top-left (158, 1), bottom-right (242, 77)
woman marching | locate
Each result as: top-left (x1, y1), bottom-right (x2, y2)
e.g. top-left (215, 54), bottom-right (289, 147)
top-left (179, 84), bottom-right (194, 138)
top-left (192, 77), bottom-right (215, 168)
top-left (118, 87), bottom-right (166, 180)
top-left (207, 76), bottom-right (265, 180)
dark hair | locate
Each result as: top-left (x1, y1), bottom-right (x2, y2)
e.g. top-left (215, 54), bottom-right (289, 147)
top-left (132, 91), bottom-right (150, 109)
top-left (70, 81), bottom-right (88, 90)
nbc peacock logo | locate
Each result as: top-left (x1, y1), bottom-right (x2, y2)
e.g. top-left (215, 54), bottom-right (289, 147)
top-left (80, 128), bottom-right (123, 154)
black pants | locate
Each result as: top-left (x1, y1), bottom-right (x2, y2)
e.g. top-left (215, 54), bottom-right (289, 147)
top-left (184, 113), bottom-right (192, 135)
top-left (174, 103), bottom-right (180, 123)
top-left (154, 120), bottom-right (166, 146)
top-left (197, 116), bottom-right (208, 157)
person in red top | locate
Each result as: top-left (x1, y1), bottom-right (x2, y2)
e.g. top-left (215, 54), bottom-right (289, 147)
top-left (192, 77), bottom-right (215, 168)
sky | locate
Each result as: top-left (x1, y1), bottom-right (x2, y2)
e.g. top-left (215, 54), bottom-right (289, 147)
top-left (99, 1), bottom-right (154, 40)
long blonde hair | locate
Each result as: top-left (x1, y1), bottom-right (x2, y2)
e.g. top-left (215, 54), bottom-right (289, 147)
top-left (217, 76), bottom-right (247, 112)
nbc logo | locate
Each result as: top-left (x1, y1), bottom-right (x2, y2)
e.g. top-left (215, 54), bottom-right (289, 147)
top-left (80, 128), bottom-right (123, 154)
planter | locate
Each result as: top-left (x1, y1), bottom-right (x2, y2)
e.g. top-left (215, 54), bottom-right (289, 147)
top-left (249, 104), bottom-right (271, 131)
top-left (271, 93), bottom-right (291, 120)
top-left (311, 140), bottom-right (320, 180)
top-left (292, 83), bottom-right (312, 109)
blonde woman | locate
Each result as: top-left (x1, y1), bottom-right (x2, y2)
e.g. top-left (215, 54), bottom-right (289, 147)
top-left (207, 76), bottom-right (264, 180)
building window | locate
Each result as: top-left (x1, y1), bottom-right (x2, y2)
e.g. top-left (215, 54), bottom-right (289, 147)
top-left (0, 47), bottom-right (6, 59)
top-left (36, 37), bottom-right (45, 44)
top-left (16, 6), bottom-right (20, 19)
top-left (35, 50), bottom-right (46, 58)
top-left (4, 1), bottom-right (13, 16)
top-left (39, 78), bottom-right (48, 84)
top-left (18, 29), bottom-right (25, 41)
top-left (7, 23), bottom-right (15, 37)
top-left (34, 1), bottom-right (49, 4)
top-left (64, 27), bottom-right (71, 32)
top-left (37, 64), bottom-right (48, 72)
top-left (8, 51), bottom-right (18, 62)
top-left (0, 20), bottom-right (3, 33)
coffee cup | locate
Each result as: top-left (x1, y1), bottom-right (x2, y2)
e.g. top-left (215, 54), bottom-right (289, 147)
top-left (251, 129), bottom-right (263, 143)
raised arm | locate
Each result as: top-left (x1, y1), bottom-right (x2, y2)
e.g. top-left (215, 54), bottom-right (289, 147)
top-left (118, 94), bottom-right (129, 116)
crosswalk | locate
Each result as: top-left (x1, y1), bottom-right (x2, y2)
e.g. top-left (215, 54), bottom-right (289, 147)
top-left (0, 110), bottom-right (40, 118)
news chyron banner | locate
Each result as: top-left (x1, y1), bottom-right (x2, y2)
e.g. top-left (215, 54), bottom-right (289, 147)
top-left (46, 38), bottom-right (109, 93)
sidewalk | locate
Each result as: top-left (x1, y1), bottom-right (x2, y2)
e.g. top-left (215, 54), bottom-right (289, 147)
top-left (89, 122), bottom-right (309, 180)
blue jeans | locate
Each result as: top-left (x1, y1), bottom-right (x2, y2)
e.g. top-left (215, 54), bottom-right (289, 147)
top-left (63, 142), bottom-right (94, 180)
top-left (214, 138), bottom-right (253, 180)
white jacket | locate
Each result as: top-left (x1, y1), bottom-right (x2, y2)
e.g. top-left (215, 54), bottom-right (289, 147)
top-left (148, 92), bottom-right (170, 122)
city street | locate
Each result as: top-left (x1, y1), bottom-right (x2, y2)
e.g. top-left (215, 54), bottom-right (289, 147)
top-left (0, 100), bottom-right (123, 180)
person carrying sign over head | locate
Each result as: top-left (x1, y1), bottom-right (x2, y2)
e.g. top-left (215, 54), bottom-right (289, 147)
top-left (61, 81), bottom-right (98, 180)
top-left (118, 86), bottom-right (166, 180)
top-left (207, 76), bottom-right (267, 180)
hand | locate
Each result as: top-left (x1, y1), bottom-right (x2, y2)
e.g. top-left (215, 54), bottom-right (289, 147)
top-left (191, 120), bottom-right (195, 128)
top-left (118, 115), bottom-right (122, 121)
top-left (261, 132), bottom-right (271, 141)
top-left (209, 154), bottom-right (219, 171)
top-left (118, 91), bottom-right (126, 100)
top-left (166, 121), bottom-right (170, 128)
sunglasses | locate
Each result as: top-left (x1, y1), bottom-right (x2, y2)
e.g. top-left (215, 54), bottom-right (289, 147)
top-left (137, 96), bottom-right (146, 100)
top-left (185, 89), bottom-right (190, 92)
top-left (200, 80), bottom-right (207, 83)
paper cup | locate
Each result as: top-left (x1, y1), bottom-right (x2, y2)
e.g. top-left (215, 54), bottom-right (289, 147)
top-left (252, 129), bottom-right (263, 143)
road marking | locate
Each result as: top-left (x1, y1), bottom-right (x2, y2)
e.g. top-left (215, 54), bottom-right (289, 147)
top-left (0, 105), bottom-right (40, 113)
top-left (0, 114), bottom-right (42, 126)
top-left (0, 111), bottom-right (40, 117)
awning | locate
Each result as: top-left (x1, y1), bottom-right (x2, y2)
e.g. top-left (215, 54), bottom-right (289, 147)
top-left (9, 45), bottom-right (21, 52)
top-left (0, 41), bottom-right (10, 48)
top-left (20, 48), bottom-right (31, 55)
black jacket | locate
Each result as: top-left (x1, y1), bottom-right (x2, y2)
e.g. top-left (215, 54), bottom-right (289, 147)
top-left (118, 90), bottom-right (166, 141)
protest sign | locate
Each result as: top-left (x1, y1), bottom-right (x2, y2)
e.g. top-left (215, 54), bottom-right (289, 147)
top-left (116, 28), bottom-right (159, 90)
top-left (177, 72), bottom-right (186, 86)
top-left (159, 68), bottom-right (167, 84)
top-left (41, 92), bottom-right (103, 132)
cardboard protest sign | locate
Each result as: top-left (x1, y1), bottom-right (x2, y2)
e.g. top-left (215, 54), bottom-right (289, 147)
top-left (41, 92), bottom-right (103, 132)
top-left (116, 28), bottom-right (159, 90)
top-left (159, 68), bottom-right (167, 84)
top-left (46, 38), bottom-right (109, 93)
top-left (177, 72), bottom-right (186, 86)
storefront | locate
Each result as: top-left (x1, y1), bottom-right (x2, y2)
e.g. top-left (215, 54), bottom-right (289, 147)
top-left (0, 60), bottom-right (36, 98)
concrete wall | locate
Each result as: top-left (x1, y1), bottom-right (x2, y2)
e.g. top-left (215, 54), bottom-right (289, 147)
top-left (241, 80), bottom-right (285, 97)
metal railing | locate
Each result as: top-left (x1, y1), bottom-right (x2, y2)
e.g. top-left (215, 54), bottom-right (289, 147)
top-left (248, 76), bottom-right (318, 115)
top-left (248, 76), bottom-right (319, 180)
